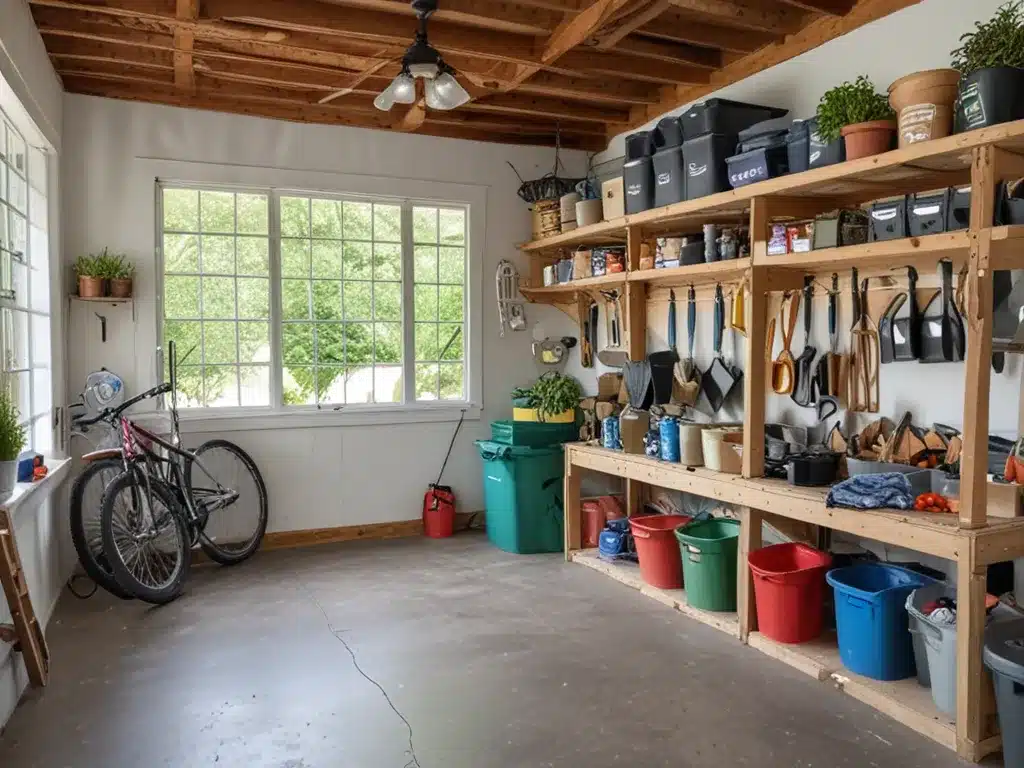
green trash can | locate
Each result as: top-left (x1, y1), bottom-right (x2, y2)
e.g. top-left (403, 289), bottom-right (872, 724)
top-left (476, 440), bottom-right (564, 554)
top-left (674, 518), bottom-right (741, 611)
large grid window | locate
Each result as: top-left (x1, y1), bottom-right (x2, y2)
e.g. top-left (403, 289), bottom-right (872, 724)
top-left (0, 114), bottom-right (52, 451)
top-left (162, 188), bottom-right (272, 408)
top-left (159, 184), bottom-right (470, 412)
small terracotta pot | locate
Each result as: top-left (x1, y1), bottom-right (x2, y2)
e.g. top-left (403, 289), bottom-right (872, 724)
top-left (888, 69), bottom-right (960, 148)
top-left (841, 120), bottom-right (897, 161)
top-left (78, 275), bottom-right (104, 298)
top-left (110, 278), bottom-right (133, 298)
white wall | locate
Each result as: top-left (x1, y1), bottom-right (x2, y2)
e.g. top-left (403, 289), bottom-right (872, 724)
top-left (61, 94), bottom-right (586, 533)
top-left (0, 0), bottom-right (65, 732)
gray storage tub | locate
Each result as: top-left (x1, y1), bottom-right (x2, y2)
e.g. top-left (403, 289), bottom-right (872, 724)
top-left (984, 617), bottom-right (1024, 765)
top-left (906, 582), bottom-right (958, 716)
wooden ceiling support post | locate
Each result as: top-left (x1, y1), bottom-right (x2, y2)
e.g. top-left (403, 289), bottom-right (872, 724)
top-left (174, 0), bottom-right (199, 92)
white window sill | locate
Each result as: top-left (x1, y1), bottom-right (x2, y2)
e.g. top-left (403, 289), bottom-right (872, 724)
top-left (3, 456), bottom-right (71, 523)
top-left (176, 403), bottom-right (481, 433)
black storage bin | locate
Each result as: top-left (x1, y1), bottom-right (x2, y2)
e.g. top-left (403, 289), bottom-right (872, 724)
top-left (625, 131), bottom-right (655, 161)
top-left (652, 146), bottom-right (686, 208)
top-left (907, 189), bottom-right (949, 237)
top-left (956, 67), bottom-right (1024, 133)
top-left (624, 157), bottom-right (654, 214)
top-left (737, 117), bottom-right (792, 148)
top-left (726, 141), bottom-right (789, 189)
top-left (683, 133), bottom-right (735, 200)
top-left (947, 185), bottom-right (972, 231)
top-left (680, 239), bottom-right (704, 266)
top-left (807, 117), bottom-right (845, 169)
top-left (812, 209), bottom-right (869, 250)
top-left (787, 119), bottom-right (811, 174)
top-left (680, 99), bottom-right (787, 141)
top-left (997, 180), bottom-right (1024, 226)
top-left (869, 196), bottom-right (908, 242)
top-left (654, 116), bottom-right (684, 149)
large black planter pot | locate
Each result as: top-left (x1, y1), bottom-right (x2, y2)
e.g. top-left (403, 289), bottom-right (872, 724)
top-left (956, 67), bottom-right (1024, 132)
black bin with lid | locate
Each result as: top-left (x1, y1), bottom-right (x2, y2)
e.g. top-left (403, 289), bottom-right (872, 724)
top-left (652, 146), bottom-right (686, 208)
top-left (787, 119), bottom-right (811, 174)
top-left (726, 118), bottom-right (791, 188)
top-left (625, 130), bottom-right (656, 161)
top-left (680, 99), bottom-right (787, 141)
top-left (907, 189), bottom-right (949, 237)
top-left (683, 133), bottom-right (735, 200)
top-left (624, 157), bottom-right (654, 214)
top-left (869, 196), bottom-right (908, 242)
top-left (807, 117), bottom-right (845, 169)
top-left (654, 116), bottom-right (684, 149)
top-left (947, 185), bottom-right (971, 231)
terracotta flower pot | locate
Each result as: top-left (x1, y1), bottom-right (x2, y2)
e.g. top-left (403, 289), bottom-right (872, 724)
top-left (110, 278), bottom-right (133, 298)
top-left (841, 120), bottom-right (897, 161)
top-left (888, 69), bottom-right (960, 148)
top-left (78, 275), bottom-right (104, 298)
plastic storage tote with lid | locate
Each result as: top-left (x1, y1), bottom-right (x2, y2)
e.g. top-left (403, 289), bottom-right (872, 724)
top-left (652, 146), bottom-right (686, 208)
top-left (679, 99), bottom-right (787, 141)
top-left (826, 564), bottom-right (932, 681)
top-left (624, 157), bottom-right (654, 214)
top-left (787, 119), bottom-right (810, 174)
top-left (806, 117), bottom-right (845, 169)
top-left (683, 133), bottom-right (735, 200)
top-left (476, 441), bottom-right (564, 554)
top-left (869, 196), bottom-right (909, 242)
top-left (984, 617), bottom-right (1024, 766)
top-left (907, 189), bottom-right (950, 237)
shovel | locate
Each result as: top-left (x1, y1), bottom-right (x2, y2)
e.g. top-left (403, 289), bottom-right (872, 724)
top-left (649, 290), bottom-right (681, 405)
top-left (792, 276), bottom-right (818, 407)
top-left (597, 290), bottom-right (629, 368)
top-left (674, 286), bottom-right (702, 407)
top-left (702, 284), bottom-right (742, 413)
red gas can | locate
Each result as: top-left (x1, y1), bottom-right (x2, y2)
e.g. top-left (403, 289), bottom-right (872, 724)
top-left (423, 485), bottom-right (456, 538)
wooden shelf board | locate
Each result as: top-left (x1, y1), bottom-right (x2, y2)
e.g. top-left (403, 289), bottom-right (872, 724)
top-left (748, 631), bottom-right (958, 752)
top-left (990, 225), bottom-right (1024, 270)
top-left (754, 232), bottom-right (971, 274)
top-left (519, 121), bottom-right (1024, 253)
top-left (571, 549), bottom-right (739, 637)
top-left (519, 273), bottom-right (626, 305)
top-left (518, 218), bottom-right (627, 253)
top-left (628, 258), bottom-right (751, 287)
top-left (70, 295), bottom-right (133, 303)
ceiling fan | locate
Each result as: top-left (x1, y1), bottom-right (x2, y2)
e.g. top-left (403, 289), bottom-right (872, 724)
top-left (373, 0), bottom-right (472, 112)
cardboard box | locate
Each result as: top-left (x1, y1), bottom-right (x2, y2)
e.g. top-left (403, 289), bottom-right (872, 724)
top-left (602, 177), bottom-right (625, 221)
top-left (988, 482), bottom-right (1023, 519)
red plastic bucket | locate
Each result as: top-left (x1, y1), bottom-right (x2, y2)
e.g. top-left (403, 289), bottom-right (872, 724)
top-left (748, 543), bottom-right (832, 644)
top-left (629, 514), bottom-right (692, 588)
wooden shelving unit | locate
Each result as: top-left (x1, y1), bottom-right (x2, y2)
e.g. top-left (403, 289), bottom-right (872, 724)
top-left (519, 119), bottom-right (1024, 764)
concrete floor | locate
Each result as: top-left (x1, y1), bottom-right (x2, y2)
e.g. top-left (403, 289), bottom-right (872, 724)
top-left (0, 534), bottom-right (971, 767)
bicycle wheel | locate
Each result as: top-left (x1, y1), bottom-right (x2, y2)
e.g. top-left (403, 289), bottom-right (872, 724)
top-left (187, 439), bottom-right (268, 565)
top-left (100, 472), bottom-right (190, 605)
top-left (69, 457), bottom-right (133, 600)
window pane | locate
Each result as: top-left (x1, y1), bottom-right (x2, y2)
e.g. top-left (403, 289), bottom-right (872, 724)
top-left (343, 241), bottom-right (371, 280)
top-left (374, 282), bottom-right (401, 322)
top-left (317, 323), bottom-right (344, 365)
top-left (414, 285), bottom-right (437, 321)
top-left (374, 204), bottom-right (401, 242)
top-left (374, 322), bottom-right (401, 364)
top-left (312, 281), bottom-right (342, 321)
top-left (439, 209), bottom-right (465, 245)
top-left (31, 368), bottom-right (51, 416)
top-left (415, 322), bottom-right (437, 362)
top-left (374, 365), bottom-right (402, 403)
top-left (373, 243), bottom-right (401, 281)
top-left (283, 367), bottom-right (315, 406)
top-left (317, 366), bottom-right (345, 402)
top-left (311, 199), bottom-right (344, 239)
top-left (343, 281), bottom-right (371, 320)
top-left (240, 366), bottom-right (271, 406)
top-left (164, 188), bottom-right (199, 231)
top-left (8, 172), bottom-right (25, 215)
top-left (238, 322), bottom-right (270, 364)
top-left (344, 322), bottom-right (373, 366)
top-left (346, 367), bottom-right (372, 405)
top-left (4, 309), bottom-right (28, 370)
top-left (413, 207), bottom-right (437, 244)
top-left (343, 201), bottom-right (372, 240)
top-left (164, 321), bottom-right (202, 360)
top-left (438, 323), bottom-right (462, 361)
top-left (415, 363), bottom-right (438, 401)
top-left (281, 279), bottom-right (311, 321)
top-left (164, 234), bottom-right (199, 273)
top-left (29, 147), bottom-right (46, 195)
top-left (281, 238), bottom-right (310, 278)
top-left (12, 260), bottom-right (26, 303)
top-left (414, 246), bottom-right (437, 283)
top-left (439, 285), bottom-right (463, 322)
top-left (438, 247), bottom-right (465, 284)
top-left (173, 366), bottom-right (204, 408)
top-left (204, 367), bottom-right (239, 407)
top-left (201, 235), bottom-right (235, 273)
top-left (5, 125), bottom-right (25, 175)
top-left (201, 191), bottom-right (234, 233)
top-left (203, 321), bottom-right (237, 364)
top-left (236, 237), bottom-right (269, 276)
top-left (10, 212), bottom-right (25, 257)
top-left (32, 416), bottom-right (52, 454)
top-left (439, 363), bottom-right (464, 401)
top-left (281, 196), bottom-right (310, 238)
top-left (312, 240), bottom-right (343, 279)
top-left (282, 323), bottom-right (315, 366)
top-left (29, 188), bottom-right (45, 228)
top-left (30, 314), bottom-right (50, 369)
top-left (202, 276), bottom-right (236, 318)
top-left (237, 278), bottom-right (269, 319)
top-left (237, 194), bottom-right (268, 235)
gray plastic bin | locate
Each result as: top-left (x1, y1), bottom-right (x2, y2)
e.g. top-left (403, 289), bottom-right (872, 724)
top-left (984, 618), bottom-right (1024, 766)
top-left (906, 583), bottom-right (957, 716)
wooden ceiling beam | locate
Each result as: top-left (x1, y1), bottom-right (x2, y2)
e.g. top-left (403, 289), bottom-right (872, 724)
top-left (518, 71), bottom-right (660, 104)
top-left (594, 0), bottom-right (672, 49)
top-left (321, 0), bottom-right (564, 36)
top-left (174, 0), bottom-right (198, 92)
top-left (562, 48), bottom-right (712, 84)
top-left (776, 0), bottom-right (856, 14)
top-left (541, 0), bottom-right (634, 64)
top-left (634, 12), bottom-right (782, 52)
top-left (466, 93), bottom-right (632, 124)
top-left (664, 0), bottom-right (806, 33)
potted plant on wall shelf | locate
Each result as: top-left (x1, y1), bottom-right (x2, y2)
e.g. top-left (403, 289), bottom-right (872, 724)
top-left (108, 255), bottom-right (135, 298)
top-left (952, 1), bottom-right (1024, 133)
top-left (816, 76), bottom-right (897, 161)
top-left (532, 372), bottom-right (582, 423)
top-left (888, 68), bottom-right (961, 148)
top-left (73, 254), bottom-right (104, 298)
top-left (0, 382), bottom-right (26, 499)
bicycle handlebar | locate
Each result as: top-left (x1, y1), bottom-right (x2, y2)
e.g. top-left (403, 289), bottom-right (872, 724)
top-left (72, 382), bottom-right (172, 427)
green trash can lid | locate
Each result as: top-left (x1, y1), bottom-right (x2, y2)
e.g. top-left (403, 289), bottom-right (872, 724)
top-left (984, 617), bottom-right (1024, 684)
top-left (674, 517), bottom-right (741, 552)
top-left (475, 440), bottom-right (563, 458)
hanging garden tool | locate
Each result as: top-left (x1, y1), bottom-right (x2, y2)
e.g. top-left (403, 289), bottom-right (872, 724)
top-left (496, 260), bottom-right (526, 337)
top-left (813, 274), bottom-right (846, 403)
top-left (879, 266), bottom-right (920, 363)
top-left (920, 260), bottom-right (965, 363)
top-left (675, 285), bottom-right (701, 407)
top-left (649, 289), bottom-right (681, 405)
top-left (730, 276), bottom-right (746, 335)
top-left (770, 291), bottom-right (800, 395)
top-left (792, 276), bottom-right (818, 407)
top-left (580, 299), bottom-right (598, 369)
top-left (849, 270), bottom-right (880, 413)
top-left (597, 290), bottom-right (628, 367)
top-left (702, 284), bottom-right (743, 413)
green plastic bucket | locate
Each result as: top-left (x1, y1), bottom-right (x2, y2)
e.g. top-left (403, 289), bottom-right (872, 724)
top-left (476, 440), bottom-right (564, 554)
top-left (674, 518), bottom-right (741, 611)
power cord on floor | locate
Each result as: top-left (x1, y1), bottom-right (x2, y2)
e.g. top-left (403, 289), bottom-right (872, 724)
top-left (300, 583), bottom-right (422, 768)
top-left (66, 574), bottom-right (98, 600)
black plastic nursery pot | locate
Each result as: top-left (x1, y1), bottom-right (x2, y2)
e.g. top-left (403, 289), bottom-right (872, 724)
top-left (956, 67), bottom-right (1024, 133)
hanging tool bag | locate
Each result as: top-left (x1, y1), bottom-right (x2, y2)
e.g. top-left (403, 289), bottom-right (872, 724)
top-left (919, 261), bottom-right (965, 363)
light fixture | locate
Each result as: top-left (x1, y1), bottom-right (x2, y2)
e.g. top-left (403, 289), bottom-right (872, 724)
top-left (374, 0), bottom-right (471, 113)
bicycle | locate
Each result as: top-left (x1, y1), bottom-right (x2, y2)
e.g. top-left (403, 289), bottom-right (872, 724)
top-left (84, 342), bottom-right (268, 604)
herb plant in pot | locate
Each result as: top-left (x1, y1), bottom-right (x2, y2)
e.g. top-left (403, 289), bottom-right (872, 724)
top-left (108, 255), bottom-right (135, 298)
top-left (532, 372), bottom-right (582, 423)
top-left (0, 384), bottom-right (25, 499)
top-left (951, 1), bottom-right (1024, 132)
top-left (816, 76), bottom-right (897, 161)
top-left (74, 255), bottom-right (104, 298)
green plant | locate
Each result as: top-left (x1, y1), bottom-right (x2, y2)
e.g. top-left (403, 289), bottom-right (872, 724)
top-left (0, 384), bottom-right (26, 462)
top-left (92, 248), bottom-right (129, 280)
top-left (532, 372), bottom-right (582, 418)
top-left (510, 385), bottom-right (541, 408)
top-left (815, 76), bottom-right (896, 142)
top-left (952, 2), bottom-right (1024, 76)
top-left (73, 254), bottom-right (101, 278)
top-left (110, 255), bottom-right (135, 280)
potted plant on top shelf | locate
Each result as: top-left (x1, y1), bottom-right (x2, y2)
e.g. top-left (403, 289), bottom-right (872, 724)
top-left (108, 254), bottom-right (135, 298)
top-left (73, 254), bottom-right (103, 298)
top-left (0, 382), bottom-right (25, 499)
top-left (816, 76), bottom-right (897, 161)
top-left (952, 1), bottom-right (1024, 133)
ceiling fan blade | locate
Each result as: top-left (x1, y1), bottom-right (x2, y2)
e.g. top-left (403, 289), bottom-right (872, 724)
top-left (319, 55), bottom-right (398, 105)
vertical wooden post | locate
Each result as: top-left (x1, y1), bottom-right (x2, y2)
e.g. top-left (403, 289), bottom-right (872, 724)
top-left (624, 225), bottom-right (647, 361)
top-left (564, 449), bottom-right (581, 561)
top-left (959, 145), bottom-right (996, 529)
top-left (626, 224), bottom-right (643, 272)
top-left (956, 545), bottom-right (988, 758)
top-left (743, 197), bottom-right (770, 478)
top-left (626, 479), bottom-right (647, 517)
top-left (737, 506), bottom-right (763, 642)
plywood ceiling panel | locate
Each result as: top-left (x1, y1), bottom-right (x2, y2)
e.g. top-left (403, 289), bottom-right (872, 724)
top-left (33, 0), bottom-right (919, 150)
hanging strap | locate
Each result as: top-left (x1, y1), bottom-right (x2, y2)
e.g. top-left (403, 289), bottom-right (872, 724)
top-left (688, 285), bottom-right (696, 359)
top-left (780, 291), bottom-right (800, 352)
top-left (714, 284), bottom-right (725, 358)
top-left (802, 276), bottom-right (813, 345)
top-left (828, 273), bottom-right (839, 353)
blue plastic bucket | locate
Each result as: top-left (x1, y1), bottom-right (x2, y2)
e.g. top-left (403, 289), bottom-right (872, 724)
top-left (825, 564), bottom-right (932, 681)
